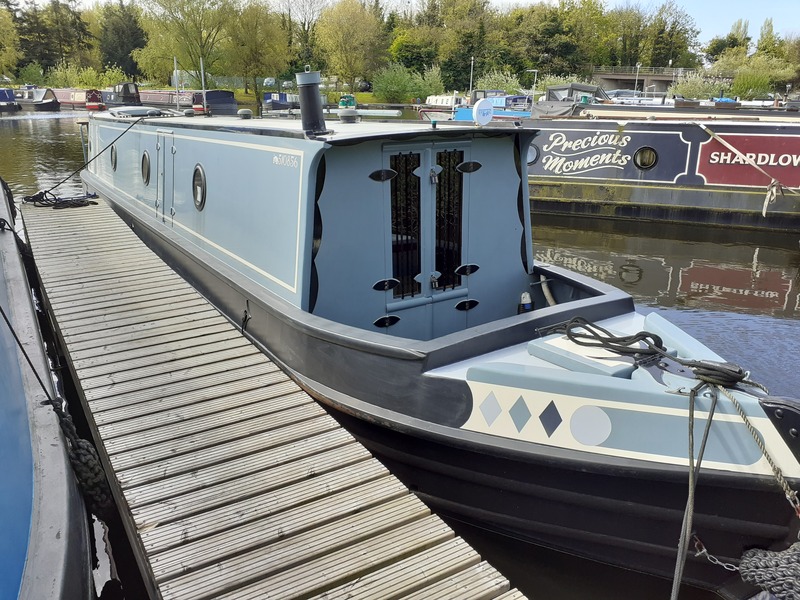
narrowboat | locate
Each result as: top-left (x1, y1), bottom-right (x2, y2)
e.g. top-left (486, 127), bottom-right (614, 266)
top-left (136, 88), bottom-right (237, 115)
top-left (52, 88), bottom-right (105, 111)
top-left (1, 181), bottom-right (93, 598)
top-left (137, 88), bottom-right (194, 110)
top-left (13, 86), bottom-right (60, 112)
top-left (0, 87), bottom-right (21, 112)
top-left (101, 82), bottom-right (141, 108)
top-left (79, 70), bottom-right (800, 599)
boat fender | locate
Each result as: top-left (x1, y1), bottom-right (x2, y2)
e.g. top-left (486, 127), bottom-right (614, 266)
top-left (739, 542), bottom-right (800, 598)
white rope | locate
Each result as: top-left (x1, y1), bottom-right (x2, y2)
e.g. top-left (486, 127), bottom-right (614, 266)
top-left (695, 122), bottom-right (800, 217)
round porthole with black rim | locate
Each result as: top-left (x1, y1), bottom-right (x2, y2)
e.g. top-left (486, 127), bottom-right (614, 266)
top-left (192, 164), bottom-right (206, 210)
top-left (141, 151), bottom-right (150, 186)
top-left (527, 143), bottom-right (540, 165)
top-left (110, 145), bottom-right (117, 171)
top-left (634, 146), bottom-right (658, 170)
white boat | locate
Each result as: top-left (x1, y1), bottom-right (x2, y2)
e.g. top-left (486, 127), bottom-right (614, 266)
top-left (79, 69), bottom-right (800, 599)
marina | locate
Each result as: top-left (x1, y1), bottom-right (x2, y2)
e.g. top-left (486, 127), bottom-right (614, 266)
top-left (1, 101), bottom-right (800, 596)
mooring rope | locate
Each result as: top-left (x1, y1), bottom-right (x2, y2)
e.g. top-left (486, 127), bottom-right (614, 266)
top-left (561, 316), bottom-right (800, 596)
top-left (0, 226), bottom-right (114, 521)
top-left (695, 122), bottom-right (800, 217)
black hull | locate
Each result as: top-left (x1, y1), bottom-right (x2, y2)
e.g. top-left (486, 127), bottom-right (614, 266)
top-left (18, 102), bottom-right (61, 112)
top-left (324, 408), bottom-right (794, 599)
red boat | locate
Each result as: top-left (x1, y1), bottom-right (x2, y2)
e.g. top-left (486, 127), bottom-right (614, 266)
top-left (52, 88), bottom-right (105, 111)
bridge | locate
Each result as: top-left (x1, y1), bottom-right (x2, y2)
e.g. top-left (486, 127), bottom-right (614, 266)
top-left (591, 65), bottom-right (699, 94)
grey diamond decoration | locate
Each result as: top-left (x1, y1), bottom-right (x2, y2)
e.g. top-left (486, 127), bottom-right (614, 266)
top-left (539, 400), bottom-right (562, 437)
top-left (509, 396), bottom-right (532, 432)
top-left (480, 392), bottom-right (502, 426)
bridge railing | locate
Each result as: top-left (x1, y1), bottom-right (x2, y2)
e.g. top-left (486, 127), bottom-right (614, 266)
top-left (592, 65), bottom-right (698, 77)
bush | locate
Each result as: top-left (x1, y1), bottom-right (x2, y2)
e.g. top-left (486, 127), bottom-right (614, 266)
top-left (668, 72), bottom-right (731, 100)
top-left (17, 62), bottom-right (46, 86)
top-left (373, 63), bottom-right (415, 103)
top-left (475, 69), bottom-right (521, 94)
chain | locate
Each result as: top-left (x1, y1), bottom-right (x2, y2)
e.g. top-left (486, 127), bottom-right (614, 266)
top-left (693, 536), bottom-right (739, 572)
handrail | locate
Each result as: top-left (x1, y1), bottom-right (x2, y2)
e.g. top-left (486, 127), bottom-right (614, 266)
top-left (592, 65), bottom-right (697, 76)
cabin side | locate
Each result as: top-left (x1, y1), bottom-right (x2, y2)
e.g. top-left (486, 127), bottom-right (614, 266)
top-left (86, 116), bottom-right (327, 310)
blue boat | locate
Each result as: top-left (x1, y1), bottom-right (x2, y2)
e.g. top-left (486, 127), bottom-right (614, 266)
top-left (1, 182), bottom-right (92, 599)
top-left (0, 88), bottom-right (21, 112)
top-left (81, 70), bottom-right (800, 598)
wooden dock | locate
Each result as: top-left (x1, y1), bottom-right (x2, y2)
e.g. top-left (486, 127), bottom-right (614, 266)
top-left (21, 200), bottom-right (527, 600)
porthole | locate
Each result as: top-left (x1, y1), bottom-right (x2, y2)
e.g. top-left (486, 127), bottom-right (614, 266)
top-left (192, 164), bottom-right (206, 210)
top-left (110, 145), bottom-right (117, 171)
top-left (141, 151), bottom-right (150, 186)
top-left (634, 146), bottom-right (658, 170)
top-left (527, 143), bottom-right (540, 165)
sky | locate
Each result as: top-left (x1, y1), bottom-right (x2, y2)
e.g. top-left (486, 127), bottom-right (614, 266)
top-left (601, 0), bottom-right (799, 45)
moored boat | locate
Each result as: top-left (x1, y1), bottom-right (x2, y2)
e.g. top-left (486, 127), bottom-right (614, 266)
top-left (52, 88), bottom-right (105, 111)
top-left (0, 181), bottom-right (92, 599)
top-left (80, 70), bottom-right (800, 599)
top-left (101, 82), bottom-right (141, 108)
top-left (137, 88), bottom-right (194, 110)
top-left (0, 87), bottom-right (22, 112)
top-left (13, 86), bottom-right (61, 112)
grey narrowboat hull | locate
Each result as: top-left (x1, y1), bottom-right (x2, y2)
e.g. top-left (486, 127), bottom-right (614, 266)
top-left (93, 182), bottom-right (795, 599)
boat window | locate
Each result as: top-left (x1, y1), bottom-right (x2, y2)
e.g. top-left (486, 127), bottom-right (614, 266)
top-left (110, 145), bottom-right (117, 171)
top-left (192, 164), bottom-right (206, 210)
top-left (527, 143), bottom-right (540, 165)
top-left (390, 152), bottom-right (421, 298)
top-left (634, 146), bottom-right (658, 170)
top-left (434, 149), bottom-right (464, 290)
top-left (141, 151), bottom-right (150, 186)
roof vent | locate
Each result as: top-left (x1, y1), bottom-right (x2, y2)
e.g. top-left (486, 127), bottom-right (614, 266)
top-left (238, 108), bottom-right (253, 119)
top-left (339, 108), bottom-right (358, 123)
top-left (296, 66), bottom-right (330, 136)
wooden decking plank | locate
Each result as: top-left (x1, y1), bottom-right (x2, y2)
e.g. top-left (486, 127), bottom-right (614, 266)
top-left (21, 201), bottom-right (525, 600)
top-left (43, 266), bottom-right (179, 298)
top-left (64, 313), bottom-right (226, 354)
top-left (129, 440), bottom-right (370, 516)
top-left (203, 515), bottom-right (454, 600)
top-left (52, 296), bottom-right (213, 331)
top-left (83, 352), bottom-right (267, 403)
top-left (97, 379), bottom-right (299, 436)
top-left (143, 465), bottom-right (398, 556)
top-left (403, 562), bottom-right (510, 600)
top-left (78, 342), bottom-right (261, 391)
top-left (70, 322), bottom-right (236, 366)
top-left (88, 362), bottom-right (277, 414)
top-left (52, 286), bottom-right (201, 320)
top-left (305, 537), bottom-right (480, 600)
top-left (92, 368), bottom-right (285, 424)
top-left (72, 330), bottom-right (249, 377)
top-left (104, 393), bottom-right (319, 463)
top-left (115, 418), bottom-right (343, 489)
top-left (155, 499), bottom-right (436, 598)
top-left (63, 308), bottom-right (223, 348)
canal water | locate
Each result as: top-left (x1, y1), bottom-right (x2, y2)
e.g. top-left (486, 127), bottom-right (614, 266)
top-left (2, 111), bottom-right (798, 599)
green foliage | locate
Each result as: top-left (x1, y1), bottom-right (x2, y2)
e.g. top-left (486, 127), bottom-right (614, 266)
top-left (0, 7), bottom-right (20, 76)
top-left (100, 1), bottom-right (147, 78)
top-left (668, 72), bottom-right (730, 100)
top-left (17, 62), bottom-right (45, 85)
top-left (410, 64), bottom-right (444, 98)
top-left (46, 59), bottom-right (127, 88)
top-left (475, 68), bottom-right (520, 94)
top-left (372, 62), bottom-right (414, 102)
top-left (100, 64), bottom-right (129, 87)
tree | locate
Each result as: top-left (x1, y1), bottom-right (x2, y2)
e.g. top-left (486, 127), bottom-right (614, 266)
top-left (0, 7), bottom-right (19, 76)
top-left (222, 0), bottom-right (288, 106)
top-left (756, 18), bottom-right (781, 57)
top-left (44, 0), bottom-right (93, 68)
top-left (389, 27), bottom-right (439, 73)
top-left (647, 1), bottom-right (699, 67)
top-left (16, 1), bottom-right (58, 70)
top-left (136, 0), bottom-right (236, 85)
top-left (275, 0), bottom-right (327, 76)
top-left (315, 0), bottom-right (384, 89)
top-left (100, 1), bottom-right (146, 78)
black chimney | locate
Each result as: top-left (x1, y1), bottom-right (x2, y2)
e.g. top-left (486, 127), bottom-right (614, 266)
top-left (296, 67), bottom-right (328, 136)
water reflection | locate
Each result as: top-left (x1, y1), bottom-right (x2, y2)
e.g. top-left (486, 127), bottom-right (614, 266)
top-left (533, 215), bottom-right (800, 319)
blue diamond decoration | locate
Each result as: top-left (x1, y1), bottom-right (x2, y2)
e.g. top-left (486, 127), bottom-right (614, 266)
top-left (539, 400), bottom-right (562, 437)
top-left (509, 396), bottom-right (532, 432)
top-left (480, 392), bottom-right (502, 426)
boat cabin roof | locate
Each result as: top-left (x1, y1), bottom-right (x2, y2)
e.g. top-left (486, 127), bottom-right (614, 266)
top-left (91, 108), bottom-right (523, 143)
